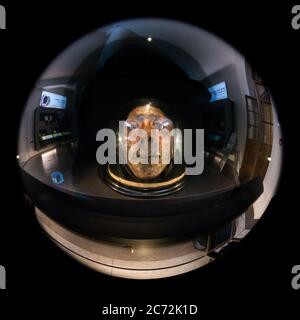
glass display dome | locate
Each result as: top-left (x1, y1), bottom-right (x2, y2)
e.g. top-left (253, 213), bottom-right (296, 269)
top-left (17, 18), bottom-right (282, 279)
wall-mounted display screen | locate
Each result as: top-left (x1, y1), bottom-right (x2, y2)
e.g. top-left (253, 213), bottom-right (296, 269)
top-left (40, 91), bottom-right (67, 109)
top-left (208, 81), bottom-right (228, 102)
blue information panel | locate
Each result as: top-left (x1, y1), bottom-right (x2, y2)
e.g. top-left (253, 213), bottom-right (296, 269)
top-left (208, 81), bottom-right (228, 102)
top-left (40, 91), bottom-right (67, 109)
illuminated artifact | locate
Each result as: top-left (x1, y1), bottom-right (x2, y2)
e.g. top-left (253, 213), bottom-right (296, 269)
top-left (125, 103), bottom-right (174, 179)
top-left (104, 102), bottom-right (185, 197)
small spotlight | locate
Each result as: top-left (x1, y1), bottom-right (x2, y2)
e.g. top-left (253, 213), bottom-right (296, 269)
top-left (267, 157), bottom-right (272, 162)
top-left (147, 37), bottom-right (152, 42)
top-left (16, 155), bottom-right (20, 159)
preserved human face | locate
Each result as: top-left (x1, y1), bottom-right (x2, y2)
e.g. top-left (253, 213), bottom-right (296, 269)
top-left (124, 104), bottom-right (174, 180)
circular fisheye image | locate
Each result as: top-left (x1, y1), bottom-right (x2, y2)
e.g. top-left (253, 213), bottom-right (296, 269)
top-left (17, 18), bottom-right (282, 279)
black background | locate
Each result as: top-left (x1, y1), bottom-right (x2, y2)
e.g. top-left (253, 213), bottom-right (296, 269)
top-left (0, 0), bottom-right (299, 318)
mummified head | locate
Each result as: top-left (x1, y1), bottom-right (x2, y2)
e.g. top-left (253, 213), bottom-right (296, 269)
top-left (123, 104), bottom-right (174, 180)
